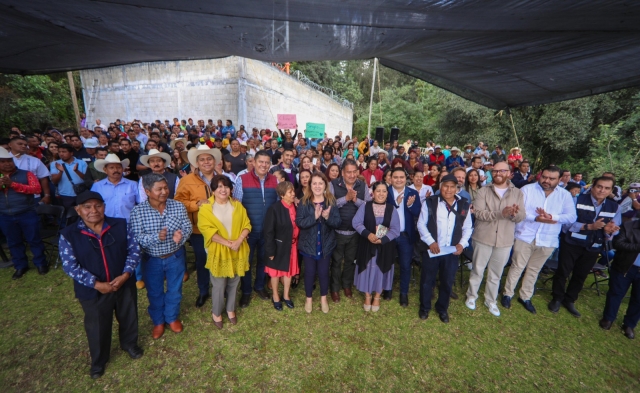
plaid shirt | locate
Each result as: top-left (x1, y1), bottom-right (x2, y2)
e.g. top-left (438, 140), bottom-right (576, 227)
top-left (60, 219), bottom-right (141, 288)
top-left (130, 199), bottom-right (192, 257)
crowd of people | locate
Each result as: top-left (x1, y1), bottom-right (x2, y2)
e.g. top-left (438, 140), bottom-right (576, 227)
top-left (2, 117), bottom-right (640, 379)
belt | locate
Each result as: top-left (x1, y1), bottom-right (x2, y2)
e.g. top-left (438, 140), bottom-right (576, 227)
top-left (159, 250), bottom-right (178, 259)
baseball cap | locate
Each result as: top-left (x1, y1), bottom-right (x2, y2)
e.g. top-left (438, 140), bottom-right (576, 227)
top-left (440, 174), bottom-right (458, 185)
top-left (629, 182), bottom-right (640, 189)
top-left (76, 191), bottom-right (105, 205)
top-left (434, 145), bottom-right (442, 149)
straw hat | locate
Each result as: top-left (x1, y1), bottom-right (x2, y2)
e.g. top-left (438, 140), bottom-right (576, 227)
top-left (140, 149), bottom-right (171, 168)
top-left (94, 154), bottom-right (130, 173)
top-left (170, 138), bottom-right (187, 150)
top-left (187, 145), bottom-right (222, 168)
top-left (450, 146), bottom-right (461, 153)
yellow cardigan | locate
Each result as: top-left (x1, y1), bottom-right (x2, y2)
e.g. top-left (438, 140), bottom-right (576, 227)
top-left (197, 197), bottom-right (251, 278)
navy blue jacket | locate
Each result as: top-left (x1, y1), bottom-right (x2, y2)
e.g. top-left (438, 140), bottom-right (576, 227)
top-left (387, 186), bottom-right (422, 243)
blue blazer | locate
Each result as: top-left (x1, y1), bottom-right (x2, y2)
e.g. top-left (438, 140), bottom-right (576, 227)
top-left (387, 186), bottom-right (422, 243)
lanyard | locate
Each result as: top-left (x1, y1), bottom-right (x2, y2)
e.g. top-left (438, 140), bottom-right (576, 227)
top-left (442, 198), bottom-right (457, 216)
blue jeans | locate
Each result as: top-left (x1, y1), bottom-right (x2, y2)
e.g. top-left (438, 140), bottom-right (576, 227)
top-left (603, 265), bottom-right (640, 329)
top-left (242, 234), bottom-right (266, 295)
top-left (0, 210), bottom-right (46, 270)
top-left (189, 234), bottom-right (210, 296)
top-left (396, 234), bottom-right (414, 295)
top-left (419, 253), bottom-right (458, 314)
top-left (145, 248), bottom-right (186, 326)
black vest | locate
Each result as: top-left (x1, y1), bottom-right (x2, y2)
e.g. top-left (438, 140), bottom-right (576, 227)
top-left (331, 178), bottom-right (366, 232)
top-left (355, 202), bottom-right (397, 274)
top-left (60, 217), bottom-right (131, 300)
top-left (564, 194), bottom-right (618, 252)
top-left (419, 195), bottom-right (470, 251)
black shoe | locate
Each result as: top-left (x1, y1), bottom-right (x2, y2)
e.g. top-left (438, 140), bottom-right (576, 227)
top-left (12, 268), bottom-right (28, 280)
top-left (562, 301), bottom-right (581, 318)
top-left (239, 294), bottom-right (251, 308)
top-left (622, 324), bottom-right (635, 339)
top-left (195, 294), bottom-right (209, 308)
top-left (419, 310), bottom-right (429, 320)
top-left (501, 295), bottom-right (511, 309)
top-left (450, 291), bottom-right (459, 300)
top-left (548, 300), bottom-right (561, 314)
top-left (283, 298), bottom-right (294, 309)
top-left (382, 290), bottom-right (392, 301)
top-left (90, 367), bottom-right (105, 379)
top-left (599, 319), bottom-right (613, 330)
top-left (124, 345), bottom-right (144, 359)
top-left (37, 264), bottom-right (49, 275)
top-left (438, 312), bottom-right (450, 323)
top-left (399, 293), bottom-right (408, 307)
top-left (272, 298), bottom-right (283, 311)
top-left (518, 298), bottom-right (537, 314)
top-left (255, 288), bottom-right (270, 300)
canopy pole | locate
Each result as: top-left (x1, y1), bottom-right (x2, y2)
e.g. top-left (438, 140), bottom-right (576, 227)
top-left (367, 58), bottom-right (378, 140)
top-left (508, 110), bottom-right (520, 147)
top-left (67, 71), bottom-right (81, 129)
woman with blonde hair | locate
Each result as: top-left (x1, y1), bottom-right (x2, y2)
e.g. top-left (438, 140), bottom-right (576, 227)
top-left (197, 175), bottom-right (251, 329)
top-left (296, 173), bottom-right (342, 313)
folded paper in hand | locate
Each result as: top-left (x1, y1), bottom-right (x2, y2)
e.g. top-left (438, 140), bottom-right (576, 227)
top-left (428, 246), bottom-right (458, 258)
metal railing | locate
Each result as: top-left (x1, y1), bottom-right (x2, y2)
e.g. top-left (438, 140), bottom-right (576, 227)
top-left (269, 63), bottom-right (354, 109)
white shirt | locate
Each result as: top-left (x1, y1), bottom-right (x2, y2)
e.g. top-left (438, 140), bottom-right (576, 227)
top-left (417, 195), bottom-right (473, 248)
top-left (514, 182), bottom-right (577, 248)
top-left (11, 153), bottom-right (50, 179)
top-left (409, 184), bottom-right (434, 203)
top-left (392, 187), bottom-right (406, 232)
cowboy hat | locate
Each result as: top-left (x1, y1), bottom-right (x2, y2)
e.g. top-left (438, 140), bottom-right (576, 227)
top-left (450, 146), bottom-right (461, 153)
top-left (187, 145), bottom-right (222, 168)
top-left (94, 154), bottom-right (130, 173)
top-left (140, 149), bottom-right (171, 168)
top-left (170, 138), bottom-right (187, 150)
top-left (0, 146), bottom-right (12, 159)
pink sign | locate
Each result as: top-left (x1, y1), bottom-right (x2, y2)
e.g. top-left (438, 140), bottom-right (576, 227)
top-left (277, 114), bottom-right (297, 129)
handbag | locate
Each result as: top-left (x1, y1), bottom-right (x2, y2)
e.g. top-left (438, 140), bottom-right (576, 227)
top-left (61, 162), bottom-right (88, 195)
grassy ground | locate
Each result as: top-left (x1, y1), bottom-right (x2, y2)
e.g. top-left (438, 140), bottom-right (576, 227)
top-left (0, 249), bottom-right (639, 393)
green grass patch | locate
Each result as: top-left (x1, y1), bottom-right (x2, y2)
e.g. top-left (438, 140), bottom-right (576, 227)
top-left (0, 254), bottom-right (639, 392)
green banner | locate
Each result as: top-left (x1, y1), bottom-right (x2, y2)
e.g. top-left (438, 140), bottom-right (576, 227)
top-left (305, 123), bottom-right (325, 139)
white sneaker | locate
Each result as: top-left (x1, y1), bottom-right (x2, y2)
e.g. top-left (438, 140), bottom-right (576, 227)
top-left (485, 301), bottom-right (500, 317)
top-left (465, 298), bottom-right (476, 310)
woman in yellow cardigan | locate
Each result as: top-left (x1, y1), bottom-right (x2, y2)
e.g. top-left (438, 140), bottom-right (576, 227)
top-left (197, 175), bottom-right (251, 329)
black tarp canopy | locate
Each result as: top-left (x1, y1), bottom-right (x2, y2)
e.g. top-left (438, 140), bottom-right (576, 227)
top-left (1, 0), bottom-right (640, 108)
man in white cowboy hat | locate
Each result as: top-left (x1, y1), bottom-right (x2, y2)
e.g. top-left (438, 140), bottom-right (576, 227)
top-left (91, 154), bottom-right (139, 223)
top-left (445, 146), bottom-right (465, 171)
top-left (170, 138), bottom-right (188, 153)
top-left (138, 149), bottom-right (179, 202)
top-left (175, 145), bottom-right (222, 308)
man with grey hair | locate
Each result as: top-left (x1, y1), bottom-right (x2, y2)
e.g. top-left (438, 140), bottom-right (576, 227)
top-left (130, 174), bottom-right (192, 340)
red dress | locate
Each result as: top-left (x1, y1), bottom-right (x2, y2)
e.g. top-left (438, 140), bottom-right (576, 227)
top-left (265, 200), bottom-right (300, 277)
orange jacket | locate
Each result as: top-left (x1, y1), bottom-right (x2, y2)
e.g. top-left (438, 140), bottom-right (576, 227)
top-left (174, 171), bottom-right (212, 235)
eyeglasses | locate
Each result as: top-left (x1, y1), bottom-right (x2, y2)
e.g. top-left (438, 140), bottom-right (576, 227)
top-left (491, 169), bottom-right (509, 174)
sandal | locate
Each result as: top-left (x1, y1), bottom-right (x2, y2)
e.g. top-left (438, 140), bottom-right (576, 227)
top-left (372, 296), bottom-right (381, 312)
top-left (364, 294), bottom-right (372, 312)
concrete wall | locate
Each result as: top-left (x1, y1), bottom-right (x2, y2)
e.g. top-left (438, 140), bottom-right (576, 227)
top-left (80, 57), bottom-right (353, 138)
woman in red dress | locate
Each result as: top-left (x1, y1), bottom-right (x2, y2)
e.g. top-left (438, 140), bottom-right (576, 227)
top-left (264, 181), bottom-right (300, 311)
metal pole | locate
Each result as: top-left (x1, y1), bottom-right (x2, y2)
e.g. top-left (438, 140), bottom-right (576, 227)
top-left (67, 71), bottom-right (81, 129)
top-left (367, 58), bottom-right (378, 140)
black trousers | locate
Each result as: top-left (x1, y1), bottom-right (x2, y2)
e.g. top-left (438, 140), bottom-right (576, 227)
top-left (79, 284), bottom-right (139, 372)
top-left (420, 253), bottom-right (458, 314)
top-left (552, 236), bottom-right (600, 303)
